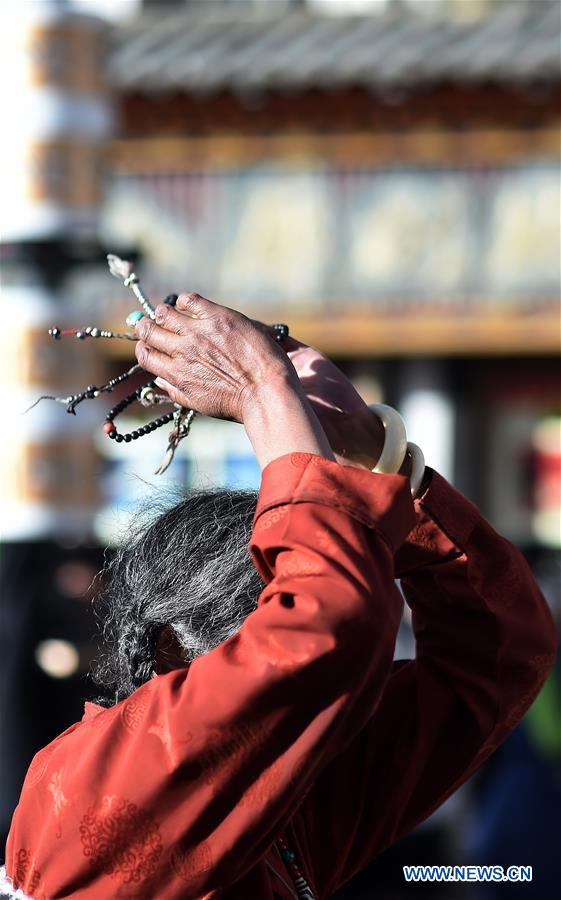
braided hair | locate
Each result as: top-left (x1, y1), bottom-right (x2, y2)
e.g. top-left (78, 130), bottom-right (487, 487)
top-left (92, 489), bottom-right (262, 706)
top-left (120, 619), bottom-right (158, 696)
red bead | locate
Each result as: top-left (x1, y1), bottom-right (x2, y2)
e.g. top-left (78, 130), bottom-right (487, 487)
top-left (103, 422), bottom-right (116, 435)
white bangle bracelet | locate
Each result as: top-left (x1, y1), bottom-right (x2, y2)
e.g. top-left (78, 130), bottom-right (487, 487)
top-left (407, 441), bottom-right (425, 499)
top-left (368, 403), bottom-right (408, 474)
top-left (368, 403), bottom-right (425, 498)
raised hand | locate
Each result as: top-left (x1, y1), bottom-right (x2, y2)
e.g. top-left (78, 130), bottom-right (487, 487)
top-left (134, 293), bottom-right (334, 469)
top-left (134, 293), bottom-right (292, 423)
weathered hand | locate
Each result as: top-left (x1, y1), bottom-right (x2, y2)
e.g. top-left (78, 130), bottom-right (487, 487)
top-left (134, 293), bottom-right (292, 423)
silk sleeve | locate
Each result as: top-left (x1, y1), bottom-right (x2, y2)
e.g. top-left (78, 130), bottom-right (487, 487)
top-left (290, 469), bottom-right (557, 898)
top-left (6, 454), bottom-right (416, 899)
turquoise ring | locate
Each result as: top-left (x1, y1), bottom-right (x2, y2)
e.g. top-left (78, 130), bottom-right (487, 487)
top-left (126, 310), bottom-right (144, 327)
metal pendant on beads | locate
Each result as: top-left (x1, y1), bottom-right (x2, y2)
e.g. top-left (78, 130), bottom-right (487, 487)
top-left (139, 386), bottom-right (156, 407)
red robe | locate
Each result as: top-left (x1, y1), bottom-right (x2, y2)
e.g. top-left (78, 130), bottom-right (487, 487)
top-left (5, 454), bottom-right (556, 899)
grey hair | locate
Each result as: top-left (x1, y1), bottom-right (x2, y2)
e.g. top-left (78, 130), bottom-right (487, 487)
top-left (92, 489), bottom-right (261, 706)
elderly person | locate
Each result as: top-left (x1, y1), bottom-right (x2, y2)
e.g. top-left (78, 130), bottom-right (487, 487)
top-left (3, 295), bottom-right (556, 899)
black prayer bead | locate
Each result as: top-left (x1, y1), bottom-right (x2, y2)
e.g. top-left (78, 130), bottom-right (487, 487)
top-left (273, 323), bottom-right (289, 342)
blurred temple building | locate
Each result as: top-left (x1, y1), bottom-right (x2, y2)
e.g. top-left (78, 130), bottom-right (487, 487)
top-left (99, 0), bottom-right (560, 546)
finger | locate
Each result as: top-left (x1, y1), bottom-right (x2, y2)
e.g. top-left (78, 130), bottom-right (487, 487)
top-left (135, 340), bottom-right (175, 379)
top-left (135, 316), bottom-right (176, 355)
top-left (154, 376), bottom-right (186, 406)
top-left (154, 376), bottom-right (173, 393)
top-left (175, 291), bottom-right (218, 319)
top-left (153, 303), bottom-right (193, 335)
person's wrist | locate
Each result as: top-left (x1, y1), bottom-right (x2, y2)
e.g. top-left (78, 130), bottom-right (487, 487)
top-left (241, 367), bottom-right (334, 469)
top-left (240, 364), bottom-right (302, 423)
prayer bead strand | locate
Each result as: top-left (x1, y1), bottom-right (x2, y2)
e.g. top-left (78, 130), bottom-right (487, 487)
top-left (48, 326), bottom-right (136, 341)
top-left (104, 381), bottom-right (176, 444)
top-left (31, 243), bottom-right (290, 476)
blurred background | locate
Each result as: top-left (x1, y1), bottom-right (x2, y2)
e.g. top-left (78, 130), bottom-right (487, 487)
top-left (0, 0), bottom-right (559, 897)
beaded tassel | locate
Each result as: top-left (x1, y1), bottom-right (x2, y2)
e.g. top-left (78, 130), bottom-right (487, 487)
top-left (48, 326), bottom-right (136, 341)
top-left (27, 248), bottom-right (291, 475)
top-left (25, 364), bottom-right (142, 416)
